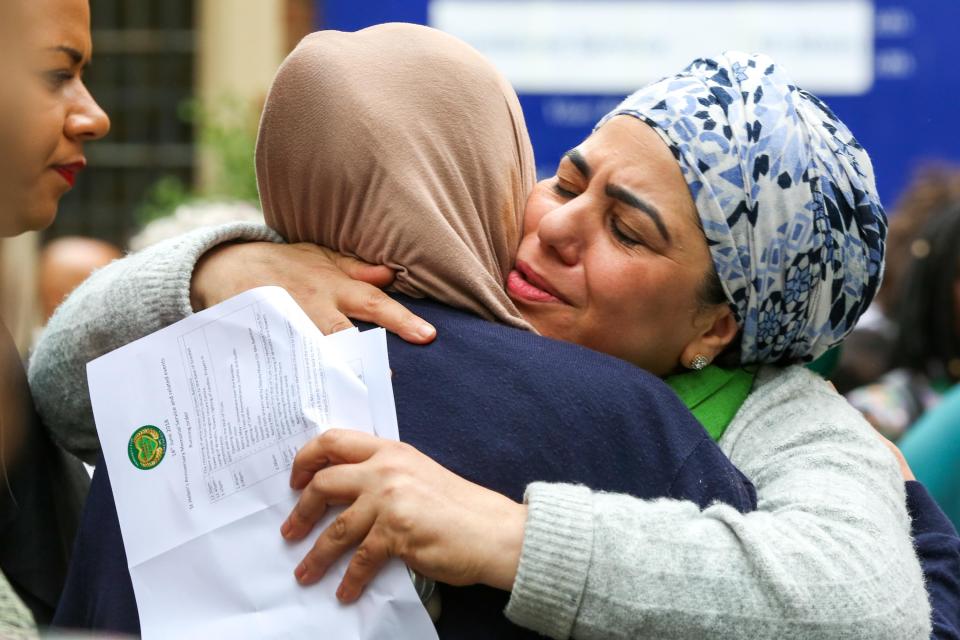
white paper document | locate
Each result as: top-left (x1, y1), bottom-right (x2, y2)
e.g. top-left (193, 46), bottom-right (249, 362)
top-left (87, 286), bottom-right (436, 639)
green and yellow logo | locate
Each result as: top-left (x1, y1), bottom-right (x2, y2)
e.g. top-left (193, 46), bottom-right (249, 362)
top-left (128, 425), bottom-right (166, 470)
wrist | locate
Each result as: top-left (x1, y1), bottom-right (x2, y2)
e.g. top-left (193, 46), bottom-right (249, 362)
top-left (189, 241), bottom-right (238, 312)
top-left (481, 498), bottom-right (527, 591)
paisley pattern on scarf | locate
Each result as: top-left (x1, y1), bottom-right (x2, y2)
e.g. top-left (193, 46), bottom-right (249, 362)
top-left (597, 52), bottom-right (886, 364)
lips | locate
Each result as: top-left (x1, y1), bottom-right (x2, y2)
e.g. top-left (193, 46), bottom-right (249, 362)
top-left (507, 261), bottom-right (567, 304)
top-left (53, 162), bottom-right (85, 188)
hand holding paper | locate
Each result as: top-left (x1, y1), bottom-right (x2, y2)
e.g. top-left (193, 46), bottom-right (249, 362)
top-left (283, 429), bottom-right (528, 598)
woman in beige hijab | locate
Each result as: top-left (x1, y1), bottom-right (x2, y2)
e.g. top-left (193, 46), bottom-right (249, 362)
top-left (257, 23), bottom-right (535, 330)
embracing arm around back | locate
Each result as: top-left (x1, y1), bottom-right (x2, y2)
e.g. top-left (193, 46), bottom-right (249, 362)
top-left (506, 366), bottom-right (930, 639)
top-left (28, 222), bottom-right (278, 463)
top-left (27, 223), bottom-right (434, 464)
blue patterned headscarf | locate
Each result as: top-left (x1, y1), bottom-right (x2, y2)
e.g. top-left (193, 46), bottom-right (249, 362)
top-left (597, 52), bottom-right (886, 364)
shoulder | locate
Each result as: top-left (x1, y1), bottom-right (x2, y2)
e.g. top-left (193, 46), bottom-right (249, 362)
top-left (729, 365), bottom-right (861, 435)
top-left (735, 364), bottom-right (869, 427)
top-left (721, 365), bottom-right (901, 484)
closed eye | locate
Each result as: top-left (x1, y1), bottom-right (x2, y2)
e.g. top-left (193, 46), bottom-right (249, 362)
top-left (609, 216), bottom-right (643, 247)
top-left (552, 181), bottom-right (578, 199)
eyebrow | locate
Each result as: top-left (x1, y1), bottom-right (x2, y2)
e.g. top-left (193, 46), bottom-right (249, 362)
top-left (605, 184), bottom-right (671, 242)
top-left (49, 46), bottom-right (85, 66)
top-left (563, 149), bottom-right (592, 179)
top-left (563, 148), bottom-right (671, 243)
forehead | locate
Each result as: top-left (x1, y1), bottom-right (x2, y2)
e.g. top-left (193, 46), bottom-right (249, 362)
top-left (25, 0), bottom-right (92, 57)
top-left (574, 115), bottom-right (698, 222)
top-left (578, 116), bottom-right (676, 173)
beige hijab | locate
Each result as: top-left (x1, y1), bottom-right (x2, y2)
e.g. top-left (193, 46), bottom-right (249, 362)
top-left (256, 23), bottom-right (534, 330)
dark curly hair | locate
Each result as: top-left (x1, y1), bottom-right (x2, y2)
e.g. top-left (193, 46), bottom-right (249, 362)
top-left (890, 201), bottom-right (960, 382)
top-left (879, 165), bottom-right (960, 313)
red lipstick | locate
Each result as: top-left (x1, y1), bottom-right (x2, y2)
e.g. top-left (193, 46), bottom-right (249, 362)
top-left (53, 162), bottom-right (85, 188)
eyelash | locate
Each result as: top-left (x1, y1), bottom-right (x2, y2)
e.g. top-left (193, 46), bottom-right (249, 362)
top-left (45, 70), bottom-right (74, 90)
top-left (609, 216), bottom-right (642, 247)
top-left (552, 182), bottom-right (577, 199)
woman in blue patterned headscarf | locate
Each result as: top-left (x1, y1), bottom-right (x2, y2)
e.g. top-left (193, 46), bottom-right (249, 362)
top-left (591, 52), bottom-right (885, 367)
top-left (500, 50), bottom-right (886, 375)
top-left (280, 50), bottom-right (938, 638)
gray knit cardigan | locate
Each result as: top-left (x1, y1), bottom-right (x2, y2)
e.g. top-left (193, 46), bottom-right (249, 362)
top-left (28, 223), bottom-right (931, 639)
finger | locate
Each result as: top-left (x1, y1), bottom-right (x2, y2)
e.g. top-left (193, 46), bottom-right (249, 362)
top-left (282, 463), bottom-right (367, 540)
top-left (333, 255), bottom-right (396, 289)
top-left (295, 497), bottom-right (378, 585)
top-left (290, 429), bottom-right (384, 489)
top-left (336, 529), bottom-right (391, 603)
top-left (338, 284), bottom-right (436, 344)
top-left (306, 308), bottom-right (354, 336)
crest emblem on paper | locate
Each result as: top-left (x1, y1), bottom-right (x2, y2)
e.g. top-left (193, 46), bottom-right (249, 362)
top-left (128, 425), bottom-right (166, 470)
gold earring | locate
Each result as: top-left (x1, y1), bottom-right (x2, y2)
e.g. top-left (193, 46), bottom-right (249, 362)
top-left (689, 354), bottom-right (710, 370)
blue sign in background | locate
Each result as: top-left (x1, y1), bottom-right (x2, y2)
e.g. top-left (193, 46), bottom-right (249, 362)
top-left (318, 0), bottom-right (959, 208)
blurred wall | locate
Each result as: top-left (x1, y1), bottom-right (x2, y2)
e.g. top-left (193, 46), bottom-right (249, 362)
top-left (196, 0), bottom-right (285, 190)
top-left (0, 234), bottom-right (41, 358)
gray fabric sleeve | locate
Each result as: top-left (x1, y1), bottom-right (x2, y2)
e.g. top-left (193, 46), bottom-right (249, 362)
top-left (27, 222), bottom-right (282, 464)
top-left (0, 571), bottom-right (37, 638)
top-left (505, 366), bottom-right (931, 640)
top-left (505, 483), bottom-right (595, 639)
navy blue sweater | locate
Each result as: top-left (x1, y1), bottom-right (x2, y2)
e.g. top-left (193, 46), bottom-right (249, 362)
top-left (908, 481), bottom-right (960, 639)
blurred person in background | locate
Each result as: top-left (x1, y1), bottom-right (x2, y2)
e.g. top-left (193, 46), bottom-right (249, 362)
top-left (833, 166), bottom-right (960, 394)
top-left (847, 201), bottom-right (960, 440)
top-left (0, 3), bottom-right (36, 635)
top-left (901, 370), bottom-right (960, 532)
top-left (864, 200), bottom-right (960, 533)
top-left (38, 236), bottom-right (121, 323)
top-left (0, 0), bottom-right (110, 634)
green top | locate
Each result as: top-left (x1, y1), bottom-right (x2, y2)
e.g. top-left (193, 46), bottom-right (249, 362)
top-left (666, 365), bottom-right (756, 441)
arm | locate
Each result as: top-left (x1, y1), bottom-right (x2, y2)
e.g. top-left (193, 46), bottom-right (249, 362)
top-left (906, 481), bottom-right (960, 640)
top-left (506, 366), bottom-right (930, 639)
top-left (29, 222), bottom-right (278, 463)
top-left (875, 429), bottom-right (960, 638)
top-left (28, 223), bottom-right (434, 464)
top-left (283, 369), bottom-right (928, 638)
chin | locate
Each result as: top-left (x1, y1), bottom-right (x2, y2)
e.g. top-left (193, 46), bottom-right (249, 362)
top-left (21, 201), bottom-right (59, 233)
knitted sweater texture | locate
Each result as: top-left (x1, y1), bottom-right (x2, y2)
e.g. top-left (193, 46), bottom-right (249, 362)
top-left (0, 572), bottom-right (36, 639)
top-left (506, 365), bottom-right (930, 639)
top-left (28, 223), bottom-right (930, 639)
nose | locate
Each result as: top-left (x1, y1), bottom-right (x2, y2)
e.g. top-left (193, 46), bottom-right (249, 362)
top-left (536, 199), bottom-right (590, 267)
top-left (65, 84), bottom-right (110, 142)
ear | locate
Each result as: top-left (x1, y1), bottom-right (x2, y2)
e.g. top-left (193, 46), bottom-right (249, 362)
top-left (680, 305), bottom-right (739, 369)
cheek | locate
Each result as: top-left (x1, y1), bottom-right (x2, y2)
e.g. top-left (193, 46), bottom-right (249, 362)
top-left (21, 88), bottom-right (63, 169)
top-left (590, 256), bottom-right (696, 328)
top-left (521, 185), bottom-right (556, 237)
